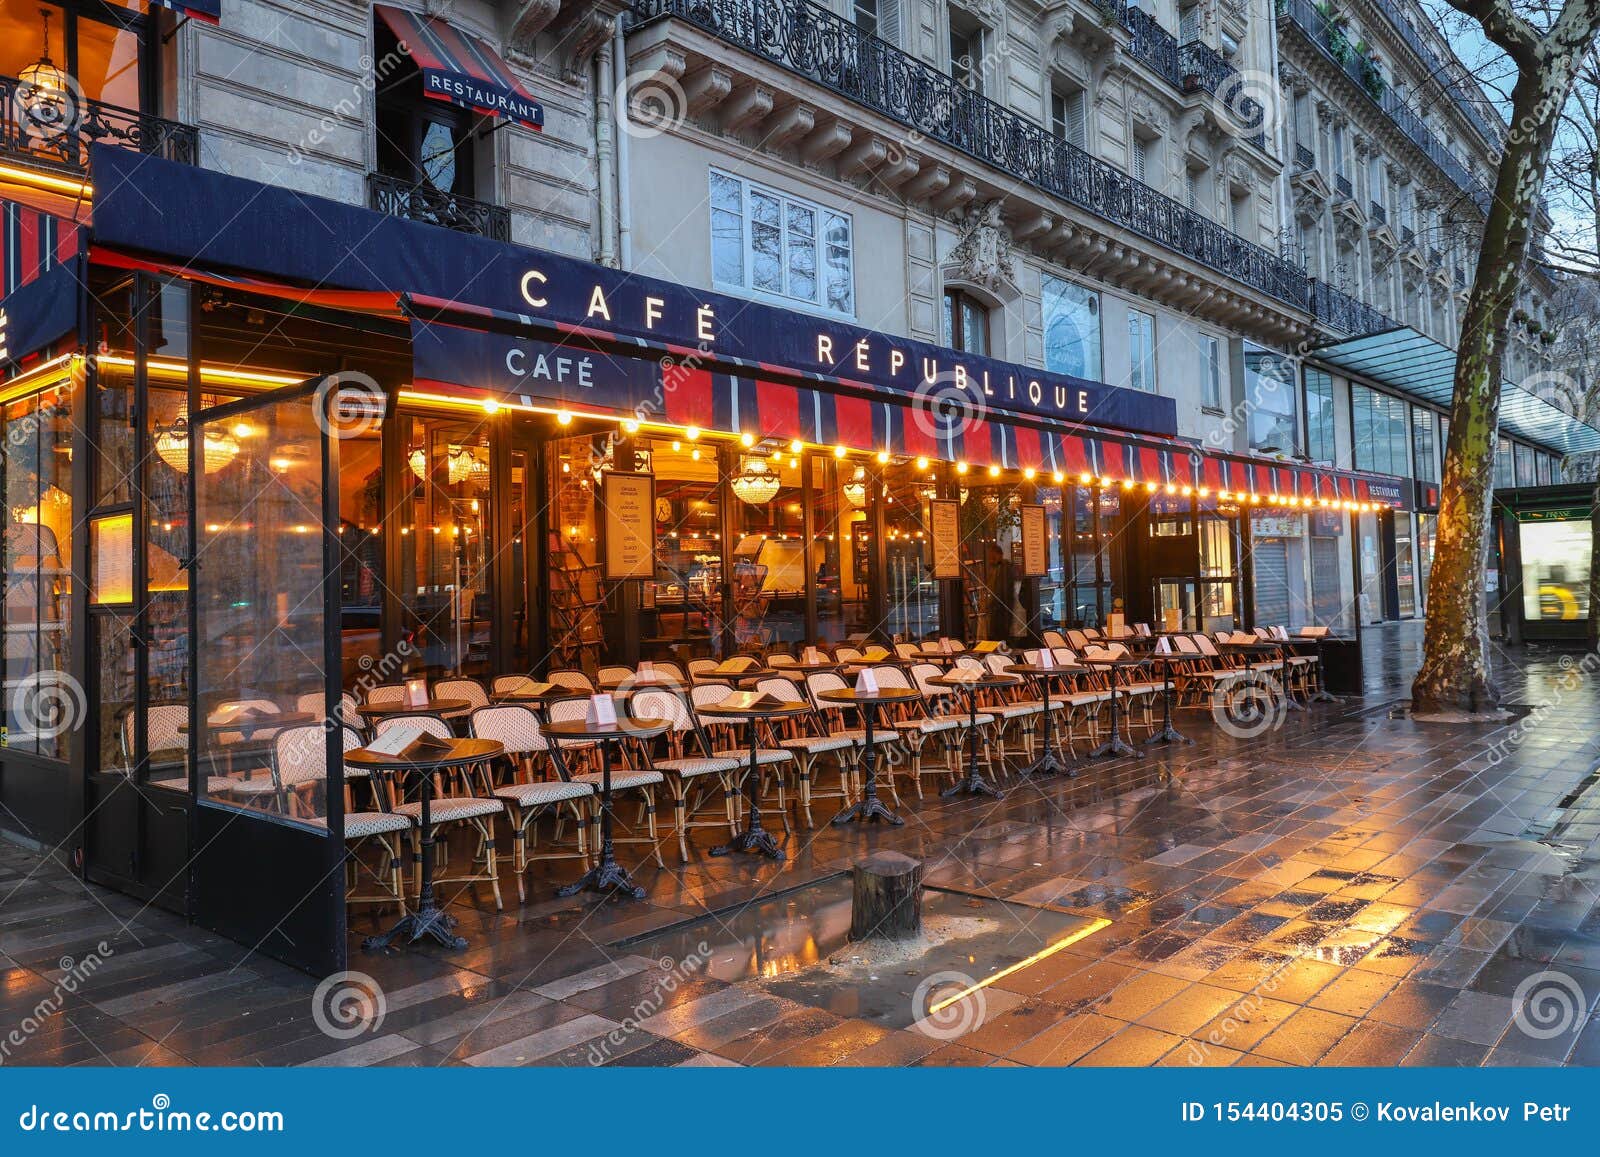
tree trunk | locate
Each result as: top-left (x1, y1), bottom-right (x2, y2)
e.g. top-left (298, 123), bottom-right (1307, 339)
top-left (850, 851), bottom-right (923, 941)
top-left (1412, 76), bottom-right (1569, 715)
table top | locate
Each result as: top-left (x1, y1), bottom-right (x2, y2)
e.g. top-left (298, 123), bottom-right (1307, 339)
top-left (697, 699), bottom-right (811, 719)
top-left (1145, 652), bottom-right (1192, 663)
top-left (1220, 641), bottom-right (1281, 653)
top-left (927, 672), bottom-right (1020, 689)
top-left (491, 687), bottom-right (583, 704)
top-left (545, 717), bottom-right (667, 740)
top-left (347, 736), bottom-right (503, 771)
top-left (775, 660), bottom-right (843, 673)
top-left (817, 687), bottom-right (921, 705)
top-left (355, 698), bottom-right (472, 717)
top-left (184, 710), bottom-right (315, 734)
top-left (1081, 655), bottom-right (1150, 668)
top-left (1006, 662), bottom-right (1088, 676)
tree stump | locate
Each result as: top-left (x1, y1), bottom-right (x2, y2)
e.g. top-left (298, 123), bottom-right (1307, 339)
top-left (850, 851), bottom-right (924, 941)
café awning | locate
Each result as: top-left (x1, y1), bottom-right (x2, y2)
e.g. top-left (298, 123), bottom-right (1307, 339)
top-left (374, 5), bottom-right (544, 131)
top-left (1311, 326), bottom-right (1600, 455)
top-left (147, 0), bottom-right (221, 22)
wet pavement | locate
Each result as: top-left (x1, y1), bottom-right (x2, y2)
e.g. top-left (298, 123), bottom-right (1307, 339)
top-left (4, 633), bottom-right (1600, 1067)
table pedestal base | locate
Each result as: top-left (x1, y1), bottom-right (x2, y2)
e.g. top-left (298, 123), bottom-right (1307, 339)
top-left (1019, 746), bottom-right (1078, 778)
top-left (712, 827), bottom-right (786, 859)
top-left (1087, 732), bottom-right (1142, 760)
top-left (941, 768), bottom-right (1004, 799)
top-left (1144, 722), bottom-right (1193, 746)
top-left (557, 853), bottom-right (646, 900)
top-left (832, 794), bottom-right (904, 825)
top-left (362, 903), bottom-right (465, 953)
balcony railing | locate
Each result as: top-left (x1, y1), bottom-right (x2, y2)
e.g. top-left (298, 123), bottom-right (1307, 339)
top-left (368, 172), bottom-right (510, 241)
top-left (1176, 40), bottom-right (1268, 150)
top-left (1278, 0), bottom-right (1492, 214)
top-left (1310, 278), bottom-right (1395, 337)
top-left (0, 75), bottom-right (195, 173)
top-left (1364, 0), bottom-right (1503, 147)
top-left (1369, 201), bottom-right (1386, 224)
top-left (631, 0), bottom-right (1308, 308)
top-left (1295, 143), bottom-right (1316, 170)
top-left (1334, 173), bottom-right (1353, 199)
top-left (1401, 225), bottom-right (1415, 243)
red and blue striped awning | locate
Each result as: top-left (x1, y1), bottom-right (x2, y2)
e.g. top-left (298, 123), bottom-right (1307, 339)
top-left (375, 5), bottom-right (543, 131)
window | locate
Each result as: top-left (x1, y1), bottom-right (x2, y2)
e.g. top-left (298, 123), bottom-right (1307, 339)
top-left (709, 170), bottom-right (855, 316)
top-left (1128, 309), bottom-right (1156, 393)
top-left (1051, 85), bottom-right (1087, 150)
top-left (1200, 334), bottom-right (1222, 410)
top-left (1303, 367), bottom-right (1335, 464)
top-left (1514, 443), bottom-right (1537, 488)
top-left (1244, 344), bottom-right (1297, 453)
top-left (376, 17), bottom-right (479, 199)
top-left (1179, 4), bottom-right (1202, 43)
top-left (943, 288), bottom-right (989, 355)
top-left (854, 0), bottom-right (879, 35)
top-left (1351, 386), bottom-right (1409, 475)
top-left (949, 12), bottom-right (984, 93)
top-left (856, 0), bottom-right (900, 41)
top-left (1493, 437), bottom-right (1513, 490)
top-left (0, 2), bottom-right (154, 113)
top-left (1042, 275), bottom-right (1101, 380)
top-left (1229, 191), bottom-right (1248, 235)
top-left (1411, 406), bottom-right (1437, 482)
top-left (1132, 136), bottom-right (1152, 183)
top-left (1185, 169), bottom-right (1199, 212)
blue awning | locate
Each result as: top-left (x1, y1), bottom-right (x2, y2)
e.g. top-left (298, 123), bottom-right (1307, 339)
top-left (1311, 327), bottom-right (1600, 456)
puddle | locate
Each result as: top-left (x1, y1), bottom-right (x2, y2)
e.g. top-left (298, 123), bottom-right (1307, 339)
top-left (621, 875), bottom-right (1106, 1029)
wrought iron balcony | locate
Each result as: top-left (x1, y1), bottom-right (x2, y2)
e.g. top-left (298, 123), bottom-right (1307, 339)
top-left (1334, 173), bottom-right (1352, 199)
top-left (1278, 0), bottom-right (1491, 214)
top-left (1364, 0), bottom-right (1503, 147)
top-left (368, 172), bottom-right (510, 241)
top-left (1369, 201), bottom-right (1386, 224)
top-left (1453, 267), bottom-right (1466, 289)
top-left (1401, 225), bottom-right (1415, 243)
top-left (630, 0), bottom-right (1308, 309)
top-left (0, 75), bottom-right (195, 173)
top-left (1310, 278), bottom-right (1394, 338)
top-left (1177, 40), bottom-right (1268, 151)
top-left (1295, 143), bottom-right (1317, 170)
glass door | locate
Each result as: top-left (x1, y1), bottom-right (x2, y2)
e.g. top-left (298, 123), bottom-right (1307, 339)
top-left (187, 378), bottom-right (347, 976)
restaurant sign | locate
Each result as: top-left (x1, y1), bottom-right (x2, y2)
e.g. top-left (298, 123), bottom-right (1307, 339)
top-left (412, 327), bottom-right (662, 414)
top-left (1516, 508), bottom-right (1591, 522)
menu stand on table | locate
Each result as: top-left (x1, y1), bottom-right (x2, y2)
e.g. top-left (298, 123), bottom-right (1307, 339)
top-left (349, 737), bottom-right (504, 952)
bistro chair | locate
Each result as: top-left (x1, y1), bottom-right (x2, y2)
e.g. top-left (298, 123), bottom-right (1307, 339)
top-left (545, 696), bottom-right (665, 868)
top-left (295, 690), bottom-right (362, 730)
top-left (548, 669), bottom-right (596, 693)
top-left (687, 658), bottom-right (722, 683)
top-left (434, 678), bottom-right (490, 710)
top-left (628, 687), bottom-right (740, 860)
top-left (1022, 649), bottom-right (1106, 755)
top-left (597, 665), bottom-right (634, 689)
top-left (493, 674), bottom-right (538, 697)
top-left (121, 704), bottom-right (240, 798)
top-left (365, 683), bottom-right (409, 706)
top-left (806, 669), bottom-right (900, 804)
top-left (468, 705), bottom-right (595, 902)
top-left (1065, 629), bottom-right (1090, 650)
top-left (1042, 630), bottom-right (1068, 650)
top-left (892, 663), bottom-right (986, 796)
top-left (756, 675), bottom-right (857, 828)
top-left (980, 652), bottom-right (1044, 762)
top-left (372, 713), bottom-right (507, 910)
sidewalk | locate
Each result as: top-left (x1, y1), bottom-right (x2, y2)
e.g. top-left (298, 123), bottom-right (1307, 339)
top-left (2, 648), bottom-right (1598, 1067)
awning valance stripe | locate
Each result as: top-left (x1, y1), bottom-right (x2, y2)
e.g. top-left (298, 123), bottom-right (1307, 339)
top-left (374, 4), bottom-right (544, 131)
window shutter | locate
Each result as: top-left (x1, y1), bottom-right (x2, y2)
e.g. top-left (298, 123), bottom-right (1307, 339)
top-left (1067, 89), bottom-right (1086, 149)
top-left (877, 0), bottom-right (901, 46)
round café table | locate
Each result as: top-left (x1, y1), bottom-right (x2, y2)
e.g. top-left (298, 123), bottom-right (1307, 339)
top-left (818, 686), bottom-right (920, 825)
top-left (1080, 655), bottom-right (1150, 760)
top-left (355, 698), bottom-right (472, 722)
top-left (927, 671), bottom-right (1019, 799)
top-left (1006, 662), bottom-right (1088, 777)
top-left (1221, 640), bottom-right (1302, 712)
top-left (545, 716), bottom-right (667, 900)
top-left (349, 736), bottom-right (504, 952)
top-left (1284, 635), bottom-right (1340, 703)
top-left (1143, 652), bottom-right (1194, 746)
top-left (697, 699), bottom-right (811, 859)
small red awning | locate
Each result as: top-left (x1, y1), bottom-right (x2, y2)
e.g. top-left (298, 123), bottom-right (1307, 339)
top-left (375, 5), bottom-right (544, 132)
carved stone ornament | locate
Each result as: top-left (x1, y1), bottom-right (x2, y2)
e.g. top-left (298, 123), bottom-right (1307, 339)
top-left (947, 200), bottom-right (1016, 293)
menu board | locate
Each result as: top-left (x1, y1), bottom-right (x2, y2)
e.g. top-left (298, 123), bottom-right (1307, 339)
top-left (1019, 503), bottom-right (1048, 577)
top-left (929, 499), bottom-right (960, 579)
top-left (602, 471), bottom-right (655, 580)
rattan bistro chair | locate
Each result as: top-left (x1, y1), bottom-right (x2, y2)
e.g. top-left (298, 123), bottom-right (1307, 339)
top-left (756, 675), bottom-right (857, 827)
top-left (468, 705), bottom-right (595, 903)
top-left (629, 688), bottom-right (740, 860)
